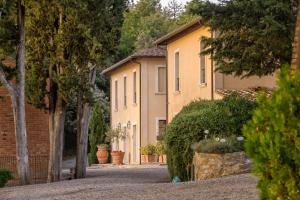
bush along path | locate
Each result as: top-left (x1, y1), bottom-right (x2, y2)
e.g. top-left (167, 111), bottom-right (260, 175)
top-left (165, 93), bottom-right (256, 181)
top-left (243, 66), bottom-right (300, 199)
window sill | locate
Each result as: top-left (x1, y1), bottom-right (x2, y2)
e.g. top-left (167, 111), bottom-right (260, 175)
top-left (132, 103), bottom-right (137, 107)
top-left (155, 92), bottom-right (166, 95)
top-left (199, 83), bottom-right (207, 88)
top-left (114, 109), bottom-right (118, 112)
top-left (173, 91), bottom-right (181, 95)
top-left (123, 106), bottom-right (127, 110)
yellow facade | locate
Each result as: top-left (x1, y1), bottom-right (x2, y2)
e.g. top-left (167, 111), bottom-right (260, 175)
top-left (165, 26), bottom-right (276, 122)
top-left (109, 57), bottom-right (166, 164)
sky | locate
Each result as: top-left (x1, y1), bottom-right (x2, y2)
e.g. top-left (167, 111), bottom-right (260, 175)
top-left (160, 0), bottom-right (191, 7)
top-left (134, 0), bottom-right (218, 8)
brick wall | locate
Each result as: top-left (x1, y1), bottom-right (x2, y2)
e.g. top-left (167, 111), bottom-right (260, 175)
top-left (0, 88), bottom-right (49, 155)
top-left (0, 87), bottom-right (49, 183)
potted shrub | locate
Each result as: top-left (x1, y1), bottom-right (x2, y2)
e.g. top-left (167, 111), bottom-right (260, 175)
top-left (156, 141), bottom-right (167, 163)
top-left (141, 144), bottom-right (156, 163)
top-left (96, 144), bottom-right (109, 164)
top-left (192, 135), bottom-right (249, 180)
top-left (105, 128), bottom-right (127, 165)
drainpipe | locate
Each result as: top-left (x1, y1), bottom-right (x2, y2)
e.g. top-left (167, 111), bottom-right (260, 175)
top-left (211, 30), bottom-right (214, 100)
top-left (132, 59), bottom-right (142, 165)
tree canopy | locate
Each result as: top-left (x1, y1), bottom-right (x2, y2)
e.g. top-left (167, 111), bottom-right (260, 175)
top-left (189, 0), bottom-right (299, 77)
top-left (118, 0), bottom-right (180, 58)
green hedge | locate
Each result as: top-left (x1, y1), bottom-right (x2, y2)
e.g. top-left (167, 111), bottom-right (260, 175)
top-left (88, 102), bottom-right (108, 165)
top-left (243, 66), bottom-right (300, 199)
top-left (165, 93), bottom-right (256, 181)
top-left (0, 169), bottom-right (13, 188)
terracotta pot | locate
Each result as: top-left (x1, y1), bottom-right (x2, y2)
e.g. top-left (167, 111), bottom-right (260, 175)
top-left (141, 155), bottom-right (146, 163)
top-left (96, 146), bottom-right (109, 164)
top-left (111, 151), bottom-right (125, 165)
top-left (159, 155), bottom-right (163, 163)
top-left (144, 155), bottom-right (156, 163)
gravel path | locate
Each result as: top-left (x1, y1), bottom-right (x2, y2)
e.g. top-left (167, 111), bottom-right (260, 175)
top-left (0, 165), bottom-right (258, 200)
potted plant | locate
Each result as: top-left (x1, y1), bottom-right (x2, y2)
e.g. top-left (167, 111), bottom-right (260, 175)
top-left (96, 144), bottom-right (109, 164)
top-left (156, 141), bottom-right (167, 163)
top-left (141, 144), bottom-right (156, 163)
top-left (105, 128), bottom-right (127, 165)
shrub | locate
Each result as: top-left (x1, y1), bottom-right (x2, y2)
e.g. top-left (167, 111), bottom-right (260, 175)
top-left (88, 102), bottom-right (108, 165)
top-left (156, 141), bottom-right (166, 155)
top-left (165, 94), bottom-right (255, 181)
top-left (0, 169), bottom-right (13, 188)
top-left (243, 66), bottom-right (300, 199)
top-left (192, 135), bottom-right (244, 154)
top-left (141, 144), bottom-right (156, 155)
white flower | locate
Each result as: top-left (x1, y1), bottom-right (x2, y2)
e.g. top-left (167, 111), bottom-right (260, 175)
top-left (220, 139), bottom-right (226, 143)
top-left (237, 136), bottom-right (244, 141)
top-left (204, 130), bottom-right (209, 134)
top-left (215, 137), bottom-right (220, 142)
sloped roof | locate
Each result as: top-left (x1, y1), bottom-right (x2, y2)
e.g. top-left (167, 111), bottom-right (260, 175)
top-left (102, 46), bottom-right (166, 75)
top-left (154, 17), bottom-right (203, 45)
top-left (1, 57), bottom-right (16, 68)
top-left (216, 87), bottom-right (273, 101)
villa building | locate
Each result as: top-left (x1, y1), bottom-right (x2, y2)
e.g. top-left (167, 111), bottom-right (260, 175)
top-left (102, 47), bottom-right (167, 164)
top-left (154, 19), bottom-right (276, 122)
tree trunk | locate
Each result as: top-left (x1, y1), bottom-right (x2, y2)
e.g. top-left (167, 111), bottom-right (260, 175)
top-left (291, 1), bottom-right (300, 70)
top-left (75, 69), bottom-right (96, 179)
top-left (48, 94), bottom-right (66, 182)
top-left (13, 0), bottom-right (30, 185)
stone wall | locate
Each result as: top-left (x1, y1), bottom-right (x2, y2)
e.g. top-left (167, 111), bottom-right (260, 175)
top-left (193, 152), bottom-right (251, 180)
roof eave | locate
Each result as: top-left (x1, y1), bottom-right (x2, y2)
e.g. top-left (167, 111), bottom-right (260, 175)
top-left (154, 17), bottom-right (203, 45)
top-left (101, 55), bottom-right (165, 75)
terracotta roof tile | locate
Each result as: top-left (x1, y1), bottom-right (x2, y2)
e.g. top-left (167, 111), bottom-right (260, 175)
top-left (216, 87), bottom-right (273, 101)
top-left (1, 57), bottom-right (16, 68)
top-left (102, 46), bottom-right (166, 74)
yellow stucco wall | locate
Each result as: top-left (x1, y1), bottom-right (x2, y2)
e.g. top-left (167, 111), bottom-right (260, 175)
top-left (167, 26), bottom-right (276, 122)
top-left (109, 57), bottom-right (166, 164)
top-left (110, 61), bottom-right (141, 164)
top-left (167, 27), bottom-right (213, 122)
top-left (140, 58), bottom-right (166, 146)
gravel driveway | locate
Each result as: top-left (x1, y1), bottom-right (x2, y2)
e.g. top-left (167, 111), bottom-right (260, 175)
top-left (0, 165), bottom-right (258, 200)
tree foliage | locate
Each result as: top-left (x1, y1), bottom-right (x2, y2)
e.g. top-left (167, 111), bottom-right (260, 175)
top-left (24, 0), bottom-right (128, 181)
top-left (0, 0), bottom-right (17, 79)
top-left (88, 101), bottom-right (108, 165)
top-left (165, 94), bottom-right (256, 181)
top-left (118, 0), bottom-right (174, 57)
top-left (243, 66), bottom-right (300, 199)
top-left (189, 0), bottom-right (299, 77)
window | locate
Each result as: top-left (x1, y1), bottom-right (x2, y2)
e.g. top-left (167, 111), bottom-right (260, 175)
top-left (124, 76), bottom-right (127, 108)
top-left (157, 66), bottom-right (166, 93)
top-left (200, 40), bottom-right (206, 84)
top-left (175, 51), bottom-right (180, 91)
top-left (114, 80), bottom-right (118, 111)
top-left (133, 71), bottom-right (137, 104)
top-left (157, 119), bottom-right (166, 140)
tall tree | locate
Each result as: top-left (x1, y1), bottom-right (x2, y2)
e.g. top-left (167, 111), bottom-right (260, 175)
top-left (0, 0), bottom-right (30, 185)
top-left (118, 0), bottom-right (173, 57)
top-left (191, 0), bottom-right (299, 77)
top-left (165, 0), bottom-right (183, 20)
top-left (292, 0), bottom-right (300, 70)
top-left (26, 0), bottom-right (84, 182)
top-left (74, 0), bottom-right (128, 179)
top-left (25, 0), bottom-right (128, 181)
